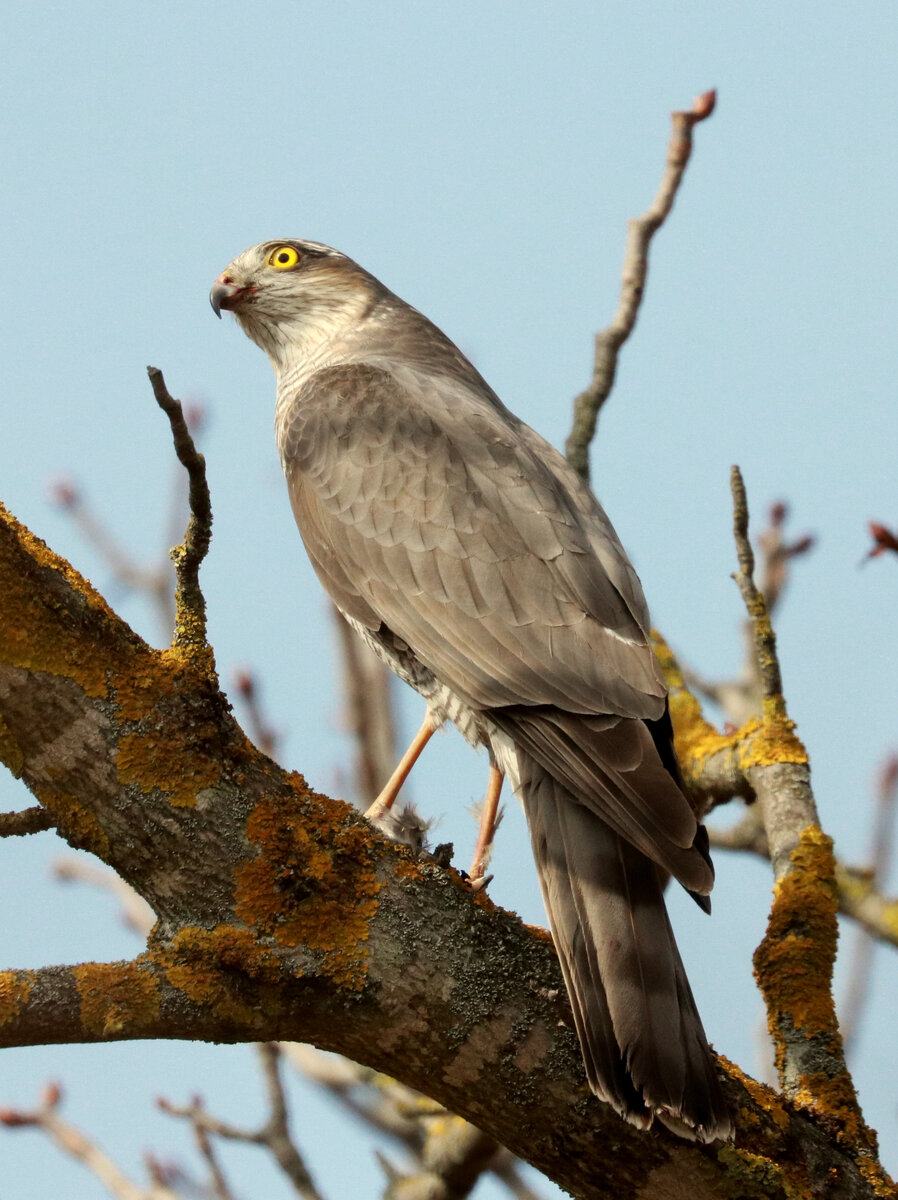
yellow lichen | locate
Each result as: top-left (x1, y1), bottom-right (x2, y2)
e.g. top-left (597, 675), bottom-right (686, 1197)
top-left (739, 710), bottom-right (808, 770)
top-left (755, 826), bottom-right (839, 1040)
top-left (151, 925), bottom-right (284, 1028)
top-left (0, 970), bottom-right (30, 1027)
top-left (72, 961), bottom-right (160, 1037)
top-left (116, 727), bottom-right (220, 808)
top-left (31, 786), bottom-right (110, 859)
top-left (721, 1055), bottom-right (790, 1131)
top-left (752, 826), bottom-right (877, 1151)
top-left (0, 502), bottom-right (145, 700)
top-left (235, 783), bottom-right (384, 991)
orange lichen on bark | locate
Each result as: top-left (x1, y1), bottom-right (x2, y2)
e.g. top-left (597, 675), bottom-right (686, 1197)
top-left (235, 783), bottom-right (383, 991)
top-left (653, 632), bottom-right (808, 784)
top-left (739, 705), bottom-right (808, 770)
top-left (150, 925), bottom-right (284, 1029)
top-left (752, 826), bottom-right (874, 1152)
top-left (653, 634), bottom-right (738, 770)
top-left (0, 971), bottom-right (30, 1027)
top-left (722, 1056), bottom-right (790, 1133)
top-left (31, 786), bottom-right (110, 858)
top-left (754, 826), bottom-right (839, 1041)
top-left (115, 725), bottom-right (221, 808)
top-left (0, 502), bottom-right (145, 698)
top-left (72, 960), bottom-right (161, 1038)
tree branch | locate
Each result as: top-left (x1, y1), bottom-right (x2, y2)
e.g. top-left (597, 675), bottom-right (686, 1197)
top-left (1, 499), bottom-right (894, 1195)
top-left (729, 467), bottom-right (876, 1162)
top-left (0, 1083), bottom-right (178, 1200)
top-left (565, 88), bottom-right (716, 480)
top-left (0, 806), bottom-right (55, 837)
top-left (146, 367), bottom-right (212, 655)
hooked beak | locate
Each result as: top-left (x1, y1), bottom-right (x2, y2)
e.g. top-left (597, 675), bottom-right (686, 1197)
top-left (210, 274), bottom-right (253, 318)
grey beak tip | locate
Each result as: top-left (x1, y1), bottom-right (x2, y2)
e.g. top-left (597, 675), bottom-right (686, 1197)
top-left (210, 291), bottom-right (222, 318)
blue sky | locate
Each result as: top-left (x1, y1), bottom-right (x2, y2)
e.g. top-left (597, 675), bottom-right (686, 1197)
top-left (2, 3), bottom-right (897, 1195)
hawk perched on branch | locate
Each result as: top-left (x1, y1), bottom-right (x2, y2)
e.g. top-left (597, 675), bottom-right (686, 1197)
top-left (211, 239), bottom-right (731, 1141)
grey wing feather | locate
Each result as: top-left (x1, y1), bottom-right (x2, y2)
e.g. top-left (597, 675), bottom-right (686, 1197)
top-left (281, 362), bottom-right (666, 717)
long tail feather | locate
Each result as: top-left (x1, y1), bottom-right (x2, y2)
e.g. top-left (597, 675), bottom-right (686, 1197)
top-left (517, 750), bottom-right (731, 1140)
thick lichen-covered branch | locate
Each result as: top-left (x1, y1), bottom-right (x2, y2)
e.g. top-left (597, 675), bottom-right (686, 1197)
top-left (565, 88), bottom-right (716, 481)
top-left (728, 467), bottom-right (876, 1165)
top-left (2, 502), bottom-right (894, 1195)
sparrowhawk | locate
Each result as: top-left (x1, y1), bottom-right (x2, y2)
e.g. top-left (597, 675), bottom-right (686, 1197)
top-left (211, 239), bottom-right (731, 1141)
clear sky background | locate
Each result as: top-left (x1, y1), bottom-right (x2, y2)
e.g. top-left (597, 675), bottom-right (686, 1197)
top-left (2, 2), bottom-right (897, 1196)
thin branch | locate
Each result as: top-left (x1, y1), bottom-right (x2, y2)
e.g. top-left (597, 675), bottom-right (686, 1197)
top-left (380, 1119), bottom-right (501, 1200)
top-left (232, 667), bottom-right (281, 760)
top-left (279, 1044), bottom-right (426, 1149)
top-left (565, 88), bottom-right (716, 480)
top-left (146, 367), bottom-right (212, 653)
top-left (757, 501), bottom-right (815, 616)
top-left (709, 814), bottom-right (898, 949)
top-left (53, 857), bottom-right (155, 936)
top-left (1, 1083), bottom-right (176, 1200)
top-left (730, 466), bottom-right (783, 702)
top-left (0, 806), bottom-right (55, 837)
top-left (160, 1045), bottom-right (326, 1200)
top-left (50, 479), bottom-right (175, 631)
top-left (840, 755), bottom-right (898, 1055)
top-left (729, 467), bottom-right (870, 1150)
top-left (332, 607), bottom-right (401, 806)
top-left (255, 1043), bottom-right (325, 1200)
top-left (181, 1097), bottom-right (238, 1200)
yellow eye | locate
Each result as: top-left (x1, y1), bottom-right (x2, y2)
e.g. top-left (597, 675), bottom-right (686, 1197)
top-left (267, 246), bottom-right (300, 270)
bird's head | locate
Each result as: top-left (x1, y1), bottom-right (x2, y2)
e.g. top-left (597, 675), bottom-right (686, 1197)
top-left (210, 239), bottom-right (383, 369)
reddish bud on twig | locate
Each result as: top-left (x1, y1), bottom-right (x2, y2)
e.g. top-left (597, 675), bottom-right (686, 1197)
top-left (0, 1109), bottom-right (34, 1126)
top-left (233, 668), bottom-right (256, 699)
top-left (41, 1081), bottom-right (62, 1108)
top-left (864, 521), bottom-right (898, 561)
top-left (769, 501), bottom-right (788, 527)
top-left (48, 479), bottom-right (80, 509)
top-left (184, 404), bottom-right (207, 434)
top-left (879, 755), bottom-right (898, 797)
top-left (691, 89), bottom-right (717, 121)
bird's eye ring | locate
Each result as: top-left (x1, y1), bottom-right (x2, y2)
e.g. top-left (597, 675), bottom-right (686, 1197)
top-left (267, 246), bottom-right (300, 270)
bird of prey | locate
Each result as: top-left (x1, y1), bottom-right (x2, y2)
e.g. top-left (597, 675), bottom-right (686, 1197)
top-left (211, 239), bottom-right (731, 1141)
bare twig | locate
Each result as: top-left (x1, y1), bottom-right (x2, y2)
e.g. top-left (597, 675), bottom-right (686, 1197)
top-left (53, 857), bottom-right (155, 935)
top-left (565, 88), bottom-right (716, 480)
top-left (181, 1098), bottom-right (238, 1200)
top-left (160, 1044), bottom-right (325, 1200)
top-left (279, 1045), bottom-right (546, 1197)
top-left (0, 806), bottom-right (55, 837)
top-left (50, 479), bottom-right (176, 631)
top-left (840, 755), bottom-right (898, 1055)
top-left (332, 607), bottom-right (401, 805)
top-left (707, 807), bottom-right (768, 857)
top-left (379, 1119), bottom-right (501, 1200)
top-left (147, 367), bottom-right (212, 653)
top-left (279, 1044), bottom-right (426, 1149)
top-left (730, 467), bottom-right (783, 704)
top-left (1, 1083), bottom-right (177, 1200)
top-left (757, 501), bottom-right (815, 615)
top-left (232, 667), bottom-right (281, 760)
